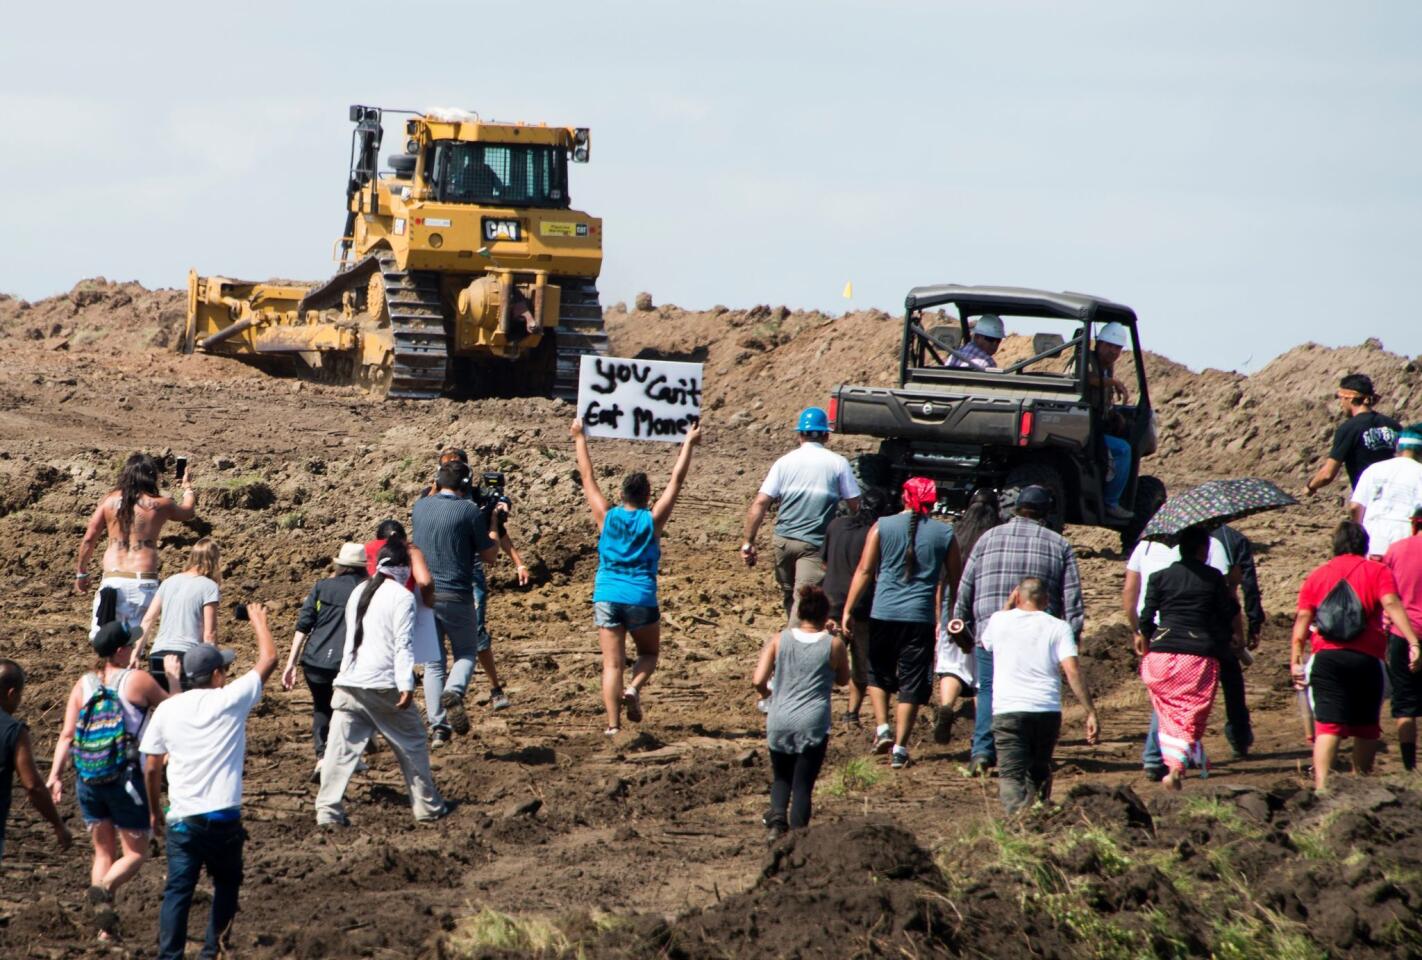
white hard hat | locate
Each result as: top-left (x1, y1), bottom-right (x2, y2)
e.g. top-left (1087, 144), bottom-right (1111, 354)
top-left (973, 314), bottom-right (1005, 340)
top-left (1096, 322), bottom-right (1130, 347)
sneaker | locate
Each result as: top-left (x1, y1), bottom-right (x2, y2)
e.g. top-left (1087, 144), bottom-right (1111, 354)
top-left (841, 710), bottom-right (861, 727)
top-left (430, 726), bottom-right (452, 750)
top-left (890, 746), bottom-right (910, 769)
top-left (440, 691), bottom-right (471, 735)
top-left (489, 688), bottom-right (512, 711)
top-left (1105, 504), bottom-right (1134, 522)
top-left (622, 687), bottom-right (643, 723)
top-left (933, 707), bottom-right (955, 745)
top-left (766, 824), bottom-right (788, 845)
top-left (872, 730), bottom-right (894, 754)
top-left (1143, 764), bottom-right (1168, 783)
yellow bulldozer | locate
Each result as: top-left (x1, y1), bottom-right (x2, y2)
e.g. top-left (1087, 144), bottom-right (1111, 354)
top-left (183, 105), bottom-right (606, 399)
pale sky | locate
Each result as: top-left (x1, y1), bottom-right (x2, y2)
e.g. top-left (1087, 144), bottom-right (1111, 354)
top-left (2, 1), bottom-right (1417, 371)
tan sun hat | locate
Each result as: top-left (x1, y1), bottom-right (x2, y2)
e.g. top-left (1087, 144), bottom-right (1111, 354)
top-left (334, 542), bottom-right (368, 568)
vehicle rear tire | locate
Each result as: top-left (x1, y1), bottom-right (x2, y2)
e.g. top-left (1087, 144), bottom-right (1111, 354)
top-left (1000, 463), bottom-right (1067, 532)
top-left (1119, 475), bottom-right (1167, 554)
top-left (848, 453), bottom-right (897, 514)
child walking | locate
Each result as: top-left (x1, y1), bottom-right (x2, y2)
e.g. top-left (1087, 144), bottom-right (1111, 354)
top-left (753, 585), bottom-right (850, 842)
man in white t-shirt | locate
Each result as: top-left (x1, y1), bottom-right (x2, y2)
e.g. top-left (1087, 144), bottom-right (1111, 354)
top-left (741, 407), bottom-right (861, 622)
top-left (981, 577), bottom-right (1098, 814)
top-left (140, 604), bottom-right (277, 960)
top-left (1351, 428), bottom-right (1422, 558)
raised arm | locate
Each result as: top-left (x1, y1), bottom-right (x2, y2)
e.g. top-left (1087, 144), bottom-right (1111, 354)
top-left (571, 418), bottom-right (609, 527)
top-left (167, 469), bottom-right (198, 522)
top-left (652, 422), bottom-right (702, 534)
top-left (247, 603), bottom-right (279, 684)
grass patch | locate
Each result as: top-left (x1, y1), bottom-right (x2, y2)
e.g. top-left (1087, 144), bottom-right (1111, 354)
top-left (821, 757), bottom-right (884, 798)
top-left (1212, 912), bottom-right (1326, 960)
top-left (372, 485), bottom-right (401, 505)
top-left (1057, 826), bottom-right (1132, 877)
top-left (1289, 809), bottom-right (1340, 860)
top-left (1180, 796), bottom-right (1264, 840)
top-left (277, 510), bottom-right (305, 531)
top-left (447, 907), bottom-right (569, 956)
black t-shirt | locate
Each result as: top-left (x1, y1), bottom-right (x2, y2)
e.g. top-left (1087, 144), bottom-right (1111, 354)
top-left (1330, 412), bottom-right (1401, 487)
top-left (821, 516), bottom-right (873, 619)
top-left (0, 707), bottom-right (23, 858)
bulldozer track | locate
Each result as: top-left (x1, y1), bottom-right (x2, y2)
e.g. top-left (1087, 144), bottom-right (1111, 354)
top-left (553, 280), bottom-right (607, 402)
top-left (377, 252), bottom-right (448, 399)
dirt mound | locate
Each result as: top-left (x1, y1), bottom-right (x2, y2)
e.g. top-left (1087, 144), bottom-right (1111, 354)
top-left (0, 277), bottom-right (185, 354)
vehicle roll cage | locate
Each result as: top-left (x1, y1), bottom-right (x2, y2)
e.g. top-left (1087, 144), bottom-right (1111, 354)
top-left (897, 284), bottom-right (1151, 413)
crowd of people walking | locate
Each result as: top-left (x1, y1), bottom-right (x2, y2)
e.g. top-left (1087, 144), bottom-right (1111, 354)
top-left (4, 369), bottom-right (1422, 951)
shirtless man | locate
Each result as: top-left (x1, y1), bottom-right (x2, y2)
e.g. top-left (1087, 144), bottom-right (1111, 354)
top-left (77, 454), bottom-right (197, 638)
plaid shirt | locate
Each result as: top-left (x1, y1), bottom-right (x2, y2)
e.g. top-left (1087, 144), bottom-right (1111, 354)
top-left (953, 517), bottom-right (1084, 638)
top-left (947, 340), bottom-right (998, 370)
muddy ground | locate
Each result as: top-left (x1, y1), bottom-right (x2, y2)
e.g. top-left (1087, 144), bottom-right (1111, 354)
top-left (2, 280), bottom-right (1422, 957)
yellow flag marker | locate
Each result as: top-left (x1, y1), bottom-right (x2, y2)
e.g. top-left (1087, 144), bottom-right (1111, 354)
top-left (842, 281), bottom-right (854, 299)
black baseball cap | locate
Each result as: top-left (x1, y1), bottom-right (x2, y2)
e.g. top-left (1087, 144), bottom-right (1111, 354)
top-left (92, 621), bottom-right (142, 657)
top-left (183, 645), bottom-right (236, 680)
top-left (1017, 485), bottom-right (1054, 509)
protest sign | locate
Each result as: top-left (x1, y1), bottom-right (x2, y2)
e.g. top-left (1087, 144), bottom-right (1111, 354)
top-left (577, 355), bottom-right (703, 442)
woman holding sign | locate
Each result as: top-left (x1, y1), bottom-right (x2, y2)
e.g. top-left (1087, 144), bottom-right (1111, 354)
top-left (572, 417), bottom-right (702, 735)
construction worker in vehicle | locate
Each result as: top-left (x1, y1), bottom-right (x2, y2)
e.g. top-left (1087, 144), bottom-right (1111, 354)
top-left (947, 314), bottom-right (1005, 370)
top-left (1087, 322), bottom-right (1135, 522)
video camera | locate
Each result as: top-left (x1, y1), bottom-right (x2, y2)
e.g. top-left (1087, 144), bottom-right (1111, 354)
top-left (474, 471), bottom-right (511, 535)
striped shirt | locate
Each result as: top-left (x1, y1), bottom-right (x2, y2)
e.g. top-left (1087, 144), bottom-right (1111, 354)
top-left (953, 517), bottom-right (1084, 638)
top-left (411, 492), bottom-right (493, 597)
top-left (947, 340), bottom-right (998, 370)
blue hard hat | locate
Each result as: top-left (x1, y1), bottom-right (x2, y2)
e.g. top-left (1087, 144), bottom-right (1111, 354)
top-left (797, 407), bottom-right (830, 433)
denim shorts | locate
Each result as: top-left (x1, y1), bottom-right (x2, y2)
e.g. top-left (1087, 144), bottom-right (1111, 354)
top-left (594, 602), bottom-right (660, 630)
top-left (77, 767), bottom-right (150, 832)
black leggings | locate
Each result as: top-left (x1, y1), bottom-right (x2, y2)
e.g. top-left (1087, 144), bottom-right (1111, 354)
top-left (303, 666), bottom-right (338, 759)
top-left (769, 740), bottom-right (828, 830)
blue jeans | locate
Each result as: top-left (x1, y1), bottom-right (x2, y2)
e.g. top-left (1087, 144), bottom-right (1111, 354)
top-left (972, 646), bottom-right (996, 762)
top-left (472, 565), bottom-right (492, 654)
top-left (1103, 435), bottom-right (1132, 508)
top-left (158, 817), bottom-right (244, 960)
top-left (1142, 652), bottom-right (1252, 768)
top-left (424, 594), bottom-right (479, 731)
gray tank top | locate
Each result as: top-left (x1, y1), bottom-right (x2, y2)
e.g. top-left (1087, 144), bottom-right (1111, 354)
top-left (870, 513), bottom-right (953, 623)
top-left (766, 628), bottom-right (833, 753)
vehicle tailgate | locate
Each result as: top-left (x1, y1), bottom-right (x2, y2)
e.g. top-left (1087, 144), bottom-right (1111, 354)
top-left (832, 385), bottom-right (1022, 444)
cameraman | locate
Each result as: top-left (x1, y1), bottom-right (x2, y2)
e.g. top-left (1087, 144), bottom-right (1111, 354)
top-left (429, 450), bottom-right (530, 712)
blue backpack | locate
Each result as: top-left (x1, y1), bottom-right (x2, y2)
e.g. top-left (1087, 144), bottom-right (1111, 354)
top-left (72, 671), bottom-right (135, 785)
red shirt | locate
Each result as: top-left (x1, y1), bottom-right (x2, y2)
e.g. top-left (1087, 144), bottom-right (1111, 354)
top-left (1297, 554), bottom-right (1398, 659)
top-left (1383, 535), bottom-right (1422, 637)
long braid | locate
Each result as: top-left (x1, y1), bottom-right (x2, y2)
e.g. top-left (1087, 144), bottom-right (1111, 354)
top-left (904, 511), bottom-right (921, 581)
top-left (351, 573), bottom-right (388, 659)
